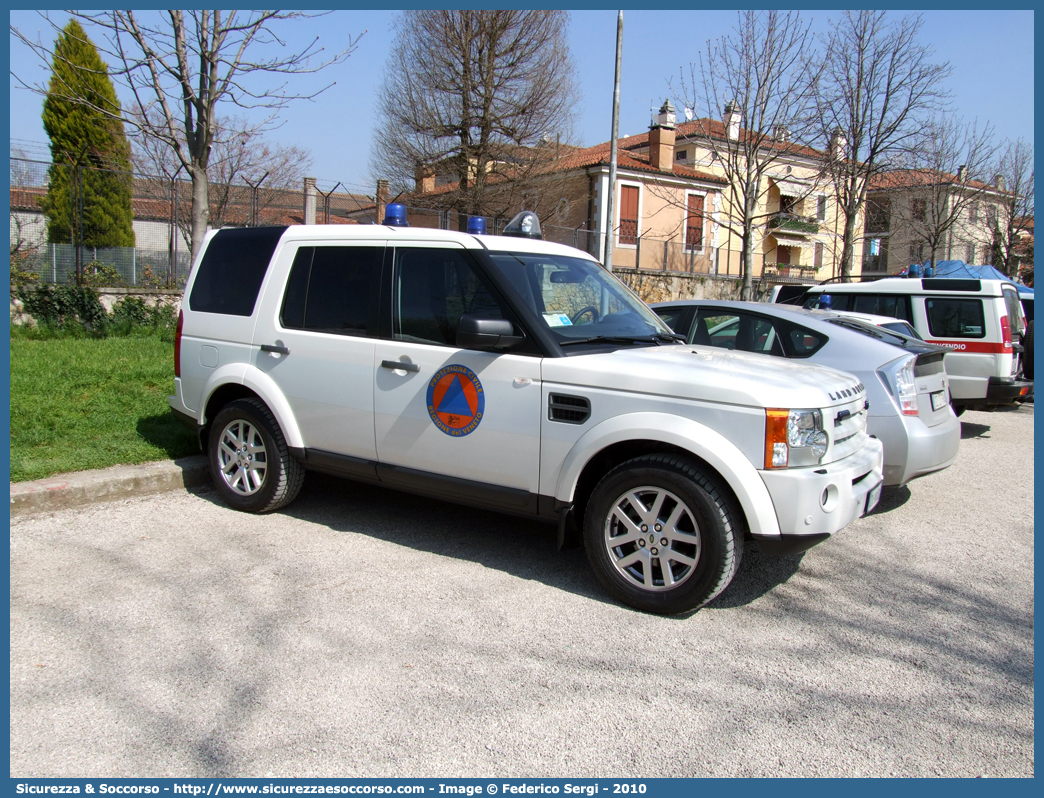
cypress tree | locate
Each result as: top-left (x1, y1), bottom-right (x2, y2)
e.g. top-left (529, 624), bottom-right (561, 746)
top-left (42, 19), bottom-right (135, 248)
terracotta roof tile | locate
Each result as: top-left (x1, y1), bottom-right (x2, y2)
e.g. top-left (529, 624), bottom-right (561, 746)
top-left (616, 118), bottom-right (828, 161)
top-left (868, 169), bottom-right (1001, 193)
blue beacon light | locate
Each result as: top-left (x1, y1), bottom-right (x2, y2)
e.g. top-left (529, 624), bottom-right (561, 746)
top-left (467, 216), bottom-right (487, 235)
top-left (383, 203), bottom-right (408, 227)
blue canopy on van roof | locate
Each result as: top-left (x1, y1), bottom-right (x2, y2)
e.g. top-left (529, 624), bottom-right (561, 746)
top-left (901, 260), bottom-right (1033, 297)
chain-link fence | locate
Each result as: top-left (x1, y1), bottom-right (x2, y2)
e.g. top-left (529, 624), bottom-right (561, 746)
top-left (10, 157), bottom-right (378, 287)
top-left (11, 157), bottom-right (194, 287)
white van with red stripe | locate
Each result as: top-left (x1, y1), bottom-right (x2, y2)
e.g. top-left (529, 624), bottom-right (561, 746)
top-left (802, 278), bottom-right (1031, 413)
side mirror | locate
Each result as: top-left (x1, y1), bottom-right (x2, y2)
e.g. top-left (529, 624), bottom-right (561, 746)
top-left (456, 315), bottom-right (524, 350)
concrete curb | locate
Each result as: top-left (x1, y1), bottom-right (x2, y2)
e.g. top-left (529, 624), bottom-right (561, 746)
top-left (11, 455), bottom-right (211, 516)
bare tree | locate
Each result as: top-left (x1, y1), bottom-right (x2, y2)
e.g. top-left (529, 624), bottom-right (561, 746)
top-left (13, 11), bottom-right (360, 260)
top-left (814, 11), bottom-right (952, 279)
top-left (887, 115), bottom-right (997, 269)
top-left (133, 112), bottom-right (312, 241)
top-left (370, 10), bottom-right (579, 229)
top-left (675, 10), bottom-right (821, 299)
top-left (986, 138), bottom-right (1034, 278)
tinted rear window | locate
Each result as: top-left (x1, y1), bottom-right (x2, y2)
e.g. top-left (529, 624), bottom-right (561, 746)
top-left (189, 227), bottom-right (286, 316)
top-left (1002, 287), bottom-right (1025, 335)
top-left (925, 298), bottom-right (985, 338)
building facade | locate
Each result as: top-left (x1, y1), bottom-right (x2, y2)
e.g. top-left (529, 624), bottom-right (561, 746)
top-left (404, 100), bottom-right (863, 283)
top-left (862, 169), bottom-right (1011, 275)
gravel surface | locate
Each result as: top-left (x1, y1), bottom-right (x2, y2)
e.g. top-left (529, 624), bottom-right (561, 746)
top-left (10, 406), bottom-right (1034, 778)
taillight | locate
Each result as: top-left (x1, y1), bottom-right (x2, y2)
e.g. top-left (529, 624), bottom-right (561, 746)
top-left (878, 354), bottom-right (919, 416)
top-left (1000, 316), bottom-right (1012, 351)
top-left (174, 310), bottom-right (184, 378)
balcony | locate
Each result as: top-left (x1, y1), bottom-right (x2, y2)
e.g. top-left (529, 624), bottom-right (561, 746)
top-left (767, 212), bottom-right (819, 234)
top-left (762, 263), bottom-right (819, 280)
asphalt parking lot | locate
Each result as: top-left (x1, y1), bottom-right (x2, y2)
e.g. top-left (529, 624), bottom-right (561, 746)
top-left (10, 405), bottom-right (1034, 778)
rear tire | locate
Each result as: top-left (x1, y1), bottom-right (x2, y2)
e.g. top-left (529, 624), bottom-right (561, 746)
top-left (208, 398), bottom-right (304, 513)
top-left (583, 454), bottom-right (743, 614)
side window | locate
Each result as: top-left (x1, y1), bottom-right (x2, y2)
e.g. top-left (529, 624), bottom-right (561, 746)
top-left (654, 307), bottom-right (694, 337)
top-left (810, 293), bottom-right (851, 311)
top-left (696, 312), bottom-right (740, 349)
top-left (393, 248), bottom-right (505, 346)
top-left (876, 295), bottom-right (912, 323)
top-left (740, 316), bottom-right (782, 355)
top-left (853, 294), bottom-right (879, 315)
top-left (925, 298), bottom-right (985, 339)
top-left (694, 312), bottom-right (783, 355)
top-left (189, 226), bottom-right (286, 316)
top-left (785, 324), bottom-right (826, 357)
top-left (280, 246), bottom-right (382, 336)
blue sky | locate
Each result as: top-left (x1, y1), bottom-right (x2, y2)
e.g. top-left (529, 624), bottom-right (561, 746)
top-left (9, 9), bottom-right (1035, 197)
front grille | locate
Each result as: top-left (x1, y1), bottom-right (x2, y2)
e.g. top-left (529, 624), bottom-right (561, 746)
top-left (549, 394), bottom-right (591, 424)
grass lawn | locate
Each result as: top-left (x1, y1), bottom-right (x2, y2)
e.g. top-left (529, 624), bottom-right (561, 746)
top-left (10, 334), bottom-right (200, 482)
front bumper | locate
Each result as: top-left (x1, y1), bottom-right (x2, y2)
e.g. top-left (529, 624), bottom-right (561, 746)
top-left (758, 436), bottom-right (884, 542)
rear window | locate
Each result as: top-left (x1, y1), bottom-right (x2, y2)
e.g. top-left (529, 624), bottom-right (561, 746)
top-left (925, 298), bottom-right (985, 338)
top-left (1002, 286), bottom-right (1025, 335)
top-left (189, 227), bottom-right (286, 316)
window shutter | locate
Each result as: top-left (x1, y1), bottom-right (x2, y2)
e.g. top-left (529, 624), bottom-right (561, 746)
top-left (619, 185), bottom-right (639, 245)
top-left (686, 194), bottom-right (705, 250)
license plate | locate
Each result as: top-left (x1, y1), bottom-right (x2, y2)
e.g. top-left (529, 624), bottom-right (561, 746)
top-left (864, 481), bottom-right (883, 516)
top-left (930, 390), bottom-right (947, 411)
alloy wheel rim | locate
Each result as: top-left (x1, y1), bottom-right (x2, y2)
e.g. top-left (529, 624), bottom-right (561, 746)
top-left (603, 486), bottom-right (701, 591)
top-left (217, 418), bottom-right (268, 496)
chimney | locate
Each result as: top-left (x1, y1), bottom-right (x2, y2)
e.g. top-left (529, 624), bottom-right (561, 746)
top-left (375, 179), bottom-right (390, 226)
top-left (829, 128), bottom-right (847, 160)
top-left (773, 124), bottom-right (790, 143)
top-left (723, 100), bottom-right (741, 141)
top-left (303, 177), bottom-right (316, 225)
top-left (956, 164), bottom-right (967, 182)
top-left (995, 173), bottom-right (1006, 191)
top-left (648, 98), bottom-right (676, 172)
top-left (415, 163), bottom-right (435, 194)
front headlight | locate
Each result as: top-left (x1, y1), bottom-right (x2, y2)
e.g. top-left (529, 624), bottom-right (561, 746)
top-left (765, 409), bottom-right (829, 468)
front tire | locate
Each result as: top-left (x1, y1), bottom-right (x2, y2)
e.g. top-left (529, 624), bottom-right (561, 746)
top-left (584, 454), bottom-right (743, 614)
top-left (208, 398), bottom-right (304, 513)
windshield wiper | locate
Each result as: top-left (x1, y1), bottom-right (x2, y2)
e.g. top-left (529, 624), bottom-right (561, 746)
top-left (657, 331), bottom-right (687, 343)
top-left (560, 335), bottom-right (673, 347)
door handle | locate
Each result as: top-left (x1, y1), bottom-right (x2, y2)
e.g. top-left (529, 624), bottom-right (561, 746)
top-left (260, 344), bottom-right (290, 355)
top-left (381, 359), bottom-right (420, 373)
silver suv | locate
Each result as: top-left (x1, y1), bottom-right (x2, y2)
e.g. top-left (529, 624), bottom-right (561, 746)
top-left (170, 211), bottom-right (884, 614)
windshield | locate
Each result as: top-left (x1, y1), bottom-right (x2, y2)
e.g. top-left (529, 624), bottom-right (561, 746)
top-left (487, 252), bottom-right (678, 347)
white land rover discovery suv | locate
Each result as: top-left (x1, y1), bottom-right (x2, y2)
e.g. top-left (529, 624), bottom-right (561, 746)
top-left (170, 209), bottom-right (884, 614)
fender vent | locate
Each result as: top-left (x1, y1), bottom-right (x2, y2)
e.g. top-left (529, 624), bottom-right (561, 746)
top-left (549, 393), bottom-right (591, 424)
